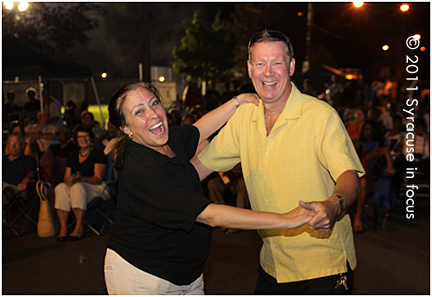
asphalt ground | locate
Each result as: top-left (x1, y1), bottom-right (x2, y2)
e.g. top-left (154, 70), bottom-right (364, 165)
top-left (2, 197), bottom-right (430, 295)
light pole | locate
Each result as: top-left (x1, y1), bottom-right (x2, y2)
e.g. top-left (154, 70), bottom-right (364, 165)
top-left (302, 2), bottom-right (313, 73)
top-left (302, 2), bottom-right (364, 73)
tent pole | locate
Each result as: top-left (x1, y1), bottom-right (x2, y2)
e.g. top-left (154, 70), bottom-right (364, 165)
top-left (38, 75), bottom-right (43, 111)
top-left (90, 76), bottom-right (105, 125)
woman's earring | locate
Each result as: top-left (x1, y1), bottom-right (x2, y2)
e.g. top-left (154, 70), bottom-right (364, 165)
top-left (128, 134), bottom-right (134, 139)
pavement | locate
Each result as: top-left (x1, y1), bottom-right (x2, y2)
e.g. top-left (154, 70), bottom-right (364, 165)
top-left (2, 196), bottom-right (430, 295)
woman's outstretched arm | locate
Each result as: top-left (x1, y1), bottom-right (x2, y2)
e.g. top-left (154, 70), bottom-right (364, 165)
top-left (193, 93), bottom-right (259, 145)
top-left (196, 203), bottom-right (315, 230)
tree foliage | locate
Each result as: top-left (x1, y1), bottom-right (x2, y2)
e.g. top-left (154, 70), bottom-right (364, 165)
top-left (228, 3), bottom-right (309, 77)
top-left (2, 2), bottom-right (106, 59)
top-left (172, 10), bottom-right (235, 84)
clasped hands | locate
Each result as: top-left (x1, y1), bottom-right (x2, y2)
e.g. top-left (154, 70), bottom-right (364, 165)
top-left (288, 197), bottom-right (341, 232)
top-left (64, 172), bottom-right (82, 186)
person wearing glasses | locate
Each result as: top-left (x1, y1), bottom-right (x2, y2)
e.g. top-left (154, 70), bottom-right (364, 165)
top-left (54, 123), bottom-right (109, 241)
top-left (2, 133), bottom-right (36, 205)
top-left (193, 29), bottom-right (365, 294)
top-left (104, 82), bottom-right (316, 295)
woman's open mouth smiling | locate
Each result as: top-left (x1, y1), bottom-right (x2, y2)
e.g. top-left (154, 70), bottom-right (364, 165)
top-left (149, 122), bottom-right (165, 135)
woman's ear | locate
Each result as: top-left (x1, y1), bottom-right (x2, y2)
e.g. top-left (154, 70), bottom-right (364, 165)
top-left (120, 126), bottom-right (131, 137)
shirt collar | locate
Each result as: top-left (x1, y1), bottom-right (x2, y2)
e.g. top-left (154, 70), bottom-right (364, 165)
top-left (253, 81), bottom-right (303, 122)
top-left (281, 82), bottom-right (303, 120)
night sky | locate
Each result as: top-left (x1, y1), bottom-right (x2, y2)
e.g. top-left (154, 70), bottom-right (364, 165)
top-left (71, 2), bottom-right (430, 81)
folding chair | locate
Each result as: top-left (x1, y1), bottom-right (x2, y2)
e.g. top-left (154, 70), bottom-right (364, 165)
top-left (85, 154), bottom-right (118, 235)
top-left (83, 183), bottom-right (117, 235)
top-left (68, 154), bottom-right (118, 235)
top-left (2, 153), bottom-right (40, 236)
top-left (3, 190), bottom-right (39, 236)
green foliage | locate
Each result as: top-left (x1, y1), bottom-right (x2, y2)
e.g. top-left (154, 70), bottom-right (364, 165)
top-left (228, 3), bottom-right (309, 76)
top-left (2, 3), bottom-right (106, 59)
top-left (172, 10), bottom-right (235, 84)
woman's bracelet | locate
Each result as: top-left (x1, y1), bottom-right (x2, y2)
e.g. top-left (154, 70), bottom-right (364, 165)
top-left (234, 96), bottom-right (240, 108)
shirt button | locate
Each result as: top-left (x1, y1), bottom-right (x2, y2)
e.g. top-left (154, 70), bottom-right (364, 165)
top-left (265, 176), bottom-right (268, 179)
top-left (265, 199), bottom-right (268, 202)
top-left (265, 152), bottom-right (269, 156)
top-left (272, 245), bottom-right (276, 248)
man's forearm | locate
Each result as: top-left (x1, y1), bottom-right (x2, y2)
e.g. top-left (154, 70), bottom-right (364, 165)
top-left (333, 170), bottom-right (361, 210)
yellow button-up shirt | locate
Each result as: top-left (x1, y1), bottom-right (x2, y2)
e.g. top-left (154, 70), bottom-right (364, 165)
top-left (199, 83), bottom-right (365, 283)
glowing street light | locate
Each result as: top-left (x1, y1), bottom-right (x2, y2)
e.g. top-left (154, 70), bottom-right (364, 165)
top-left (18, 2), bottom-right (28, 11)
top-left (4, 1), bottom-right (14, 10)
top-left (382, 44), bottom-right (390, 51)
top-left (101, 72), bottom-right (107, 79)
top-left (158, 76), bottom-right (165, 82)
top-left (4, 2), bottom-right (29, 11)
top-left (413, 34), bottom-right (421, 40)
top-left (400, 4), bottom-right (409, 12)
top-left (353, 1), bottom-right (363, 8)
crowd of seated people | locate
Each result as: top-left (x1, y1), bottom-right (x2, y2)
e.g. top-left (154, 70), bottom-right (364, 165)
top-left (301, 72), bottom-right (429, 233)
top-left (2, 93), bottom-right (119, 239)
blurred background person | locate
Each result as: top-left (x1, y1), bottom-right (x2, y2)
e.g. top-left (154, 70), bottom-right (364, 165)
top-left (63, 100), bottom-right (79, 129)
top-left (207, 163), bottom-right (250, 234)
top-left (392, 117), bottom-right (430, 189)
top-left (22, 88), bottom-right (41, 123)
top-left (4, 124), bottom-right (32, 156)
top-left (3, 91), bottom-right (21, 124)
top-left (40, 126), bottom-right (77, 184)
top-left (80, 110), bottom-right (104, 140)
top-left (352, 120), bottom-right (395, 233)
top-left (54, 123), bottom-right (109, 241)
top-left (385, 114), bottom-right (404, 149)
top-left (347, 108), bottom-right (366, 140)
top-left (95, 118), bottom-right (120, 153)
top-left (184, 82), bottom-right (204, 109)
top-left (24, 111), bottom-right (57, 156)
top-left (43, 92), bottom-right (63, 128)
top-left (2, 133), bottom-right (36, 205)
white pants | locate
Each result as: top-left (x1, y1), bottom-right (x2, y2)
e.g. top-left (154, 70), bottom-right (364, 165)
top-left (54, 182), bottom-right (109, 211)
top-left (104, 248), bottom-right (205, 295)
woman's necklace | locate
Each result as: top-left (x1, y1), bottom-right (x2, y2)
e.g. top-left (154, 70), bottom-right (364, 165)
top-left (80, 147), bottom-right (93, 158)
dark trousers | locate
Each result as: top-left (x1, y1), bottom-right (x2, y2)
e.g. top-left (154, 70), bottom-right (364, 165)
top-left (255, 264), bottom-right (354, 295)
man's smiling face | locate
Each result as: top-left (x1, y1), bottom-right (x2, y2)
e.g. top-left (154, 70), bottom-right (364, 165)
top-left (247, 41), bottom-right (295, 104)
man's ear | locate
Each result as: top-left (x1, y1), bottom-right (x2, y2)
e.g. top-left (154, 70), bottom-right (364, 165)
top-left (289, 58), bottom-right (296, 77)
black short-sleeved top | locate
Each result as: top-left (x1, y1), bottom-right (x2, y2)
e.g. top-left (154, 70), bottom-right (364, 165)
top-left (107, 125), bottom-right (212, 286)
top-left (66, 148), bottom-right (107, 177)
